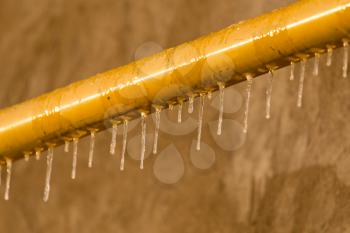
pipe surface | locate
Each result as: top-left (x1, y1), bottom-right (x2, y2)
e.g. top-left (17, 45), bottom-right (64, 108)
top-left (0, 0), bottom-right (350, 162)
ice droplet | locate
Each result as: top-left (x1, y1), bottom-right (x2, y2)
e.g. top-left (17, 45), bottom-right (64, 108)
top-left (217, 82), bottom-right (225, 135)
top-left (120, 120), bottom-right (128, 171)
top-left (243, 74), bottom-right (253, 134)
top-left (326, 47), bottom-right (333, 67)
top-left (88, 131), bottom-right (96, 168)
top-left (71, 138), bottom-right (79, 179)
top-left (153, 108), bottom-right (161, 154)
top-left (4, 159), bottom-right (12, 201)
top-left (297, 59), bottom-right (306, 108)
top-left (343, 40), bottom-right (349, 78)
top-left (110, 123), bottom-right (118, 155)
top-left (313, 53), bottom-right (320, 76)
top-left (43, 147), bottom-right (54, 202)
top-left (265, 71), bottom-right (274, 119)
top-left (196, 94), bottom-right (205, 150)
top-left (140, 112), bottom-right (147, 169)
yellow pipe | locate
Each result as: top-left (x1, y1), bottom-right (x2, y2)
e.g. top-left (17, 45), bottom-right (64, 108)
top-left (0, 0), bottom-right (350, 162)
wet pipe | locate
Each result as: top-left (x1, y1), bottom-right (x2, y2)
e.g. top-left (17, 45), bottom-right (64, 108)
top-left (0, 0), bottom-right (349, 162)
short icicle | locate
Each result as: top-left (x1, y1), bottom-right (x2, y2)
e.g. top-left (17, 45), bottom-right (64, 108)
top-left (88, 131), bottom-right (96, 168)
top-left (297, 59), bottom-right (306, 108)
top-left (153, 108), bottom-right (161, 154)
top-left (24, 152), bottom-right (30, 162)
top-left (110, 122), bottom-right (118, 155)
top-left (4, 159), bottom-right (12, 201)
top-left (196, 94), bottom-right (205, 150)
top-left (140, 112), bottom-right (147, 170)
top-left (0, 165), bottom-right (2, 186)
top-left (43, 147), bottom-right (54, 202)
top-left (35, 149), bottom-right (41, 160)
top-left (243, 74), bottom-right (253, 134)
top-left (217, 82), bottom-right (225, 135)
top-left (120, 120), bottom-right (128, 171)
top-left (326, 47), bottom-right (333, 67)
top-left (188, 95), bottom-right (194, 114)
top-left (265, 71), bottom-right (274, 119)
top-left (64, 140), bottom-right (70, 153)
top-left (290, 61), bottom-right (295, 81)
top-left (313, 53), bottom-right (320, 76)
top-left (71, 138), bottom-right (79, 179)
top-left (177, 102), bottom-right (183, 123)
top-left (343, 40), bottom-right (349, 78)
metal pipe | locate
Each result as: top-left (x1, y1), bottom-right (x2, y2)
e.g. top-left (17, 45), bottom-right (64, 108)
top-left (0, 0), bottom-right (350, 162)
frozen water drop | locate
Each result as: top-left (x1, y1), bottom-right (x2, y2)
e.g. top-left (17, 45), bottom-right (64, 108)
top-left (177, 102), bottom-right (183, 123)
top-left (64, 140), bottom-right (70, 153)
top-left (217, 82), bottom-right (225, 135)
top-left (140, 112), bottom-right (147, 169)
top-left (120, 120), bottom-right (128, 171)
top-left (265, 71), bottom-right (274, 119)
top-left (313, 53), bottom-right (320, 76)
top-left (343, 40), bottom-right (349, 78)
top-left (290, 61), bottom-right (295, 81)
top-left (153, 108), bottom-right (161, 154)
top-left (326, 47), bottom-right (333, 67)
top-left (71, 138), bottom-right (79, 179)
top-left (43, 147), bottom-right (54, 202)
top-left (88, 131), bottom-right (96, 168)
top-left (196, 94), bottom-right (205, 150)
top-left (188, 95), bottom-right (194, 114)
top-left (110, 123), bottom-right (118, 155)
top-left (4, 159), bottom-right (12, 201)
top-left (297, 59), bottom-right (306, 108)
top-left (243, 74), bottom-right (253, 134)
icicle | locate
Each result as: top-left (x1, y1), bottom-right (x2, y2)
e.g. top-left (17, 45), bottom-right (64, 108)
top-left (153, 108), bottom-right (161, 154)
top-left (243, 74), bottom-right (253, 134)
top-left (217, 82), bottom-right (225, 135)
top-left (290, 61), bottom-right (295, 81)
top-left (297, 59), bottom-right (306, 108)
top-left (0, 165), bottom-right (2, 186)
top-left (140, 112), bottom-right (147, 169)
top-left (4, 159), bottom-right (12, 201)
top-left (188, 95), bottom-right (194, 113)
top-left (177, 102), bottom-right (183, 123)
top-left (207, 91), bottom-right (213, 100)
top-left (313, 53), bottom-right (320, 76)
top-left (120, 120), bottom-right (128, 171)
top-left (110, 122), bottom-right (118, 155)
top-left (343, 40), bottom-right (349, 78)
top-left (71, 138), bottom-right (79, 179)
top-left (265, 71), bottom-right (274, 119)
top-left (326, 47), bottom-right (333, 67)
top-left (24, 152), bottom-right (30, 162)
top-left (196, 94), bottom-right (205, 150)
top-left (35, 149), bottom-right (41, 160)
top-left (43, 147), bottom-right (54, 202)
top-left (88, 131), bottom-right (96, 168)
top-left (169, 104), bottom-right (174, 111)
top-left (64, 140), bottom-right (70, 153)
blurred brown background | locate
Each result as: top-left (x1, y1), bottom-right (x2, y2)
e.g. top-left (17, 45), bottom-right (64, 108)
top-left (1, 0), bottom-right (350, 232)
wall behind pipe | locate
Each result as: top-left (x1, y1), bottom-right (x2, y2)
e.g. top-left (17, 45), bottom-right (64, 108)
top-left (2, 0), bottom-right (350, 232)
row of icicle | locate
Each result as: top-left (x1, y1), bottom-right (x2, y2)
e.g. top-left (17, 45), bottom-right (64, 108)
top-left (0, 40), bottom-right (348, 202)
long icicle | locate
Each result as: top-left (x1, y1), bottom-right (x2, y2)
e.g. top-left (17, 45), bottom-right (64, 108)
top-left (343, 40), bottom-right (349, 78)
top-left (88, 131), bottom-right (96, 168)
top-left (71, 138), bottom-right (79, 179)
top-left (297, 59), bottom-right (306, 108)
top-left (4, 159), bottom-right (12, 201)
top-left (188, 95), bottom-right (194, 114)
top-left (140, 112), bottom-right (147, 170)
top-left (243, 74), bottom-right (253, 134)
top-left (196, 94), bottom-right (205, 150)
top-left (326, 47), bottom-right (333, 67)
top-left (178, 102), bottom-right (183, 123)
top-left (313, 53), bottom-right (320, 76)
top-left (217, 82), bottom-right (225, 135)
top-left (43, 147), bottom-right (54, 202)
top-left (153, 108), bottom-right (161, 154)
top-left (265, 71), bottom-right (274, 119)
top-left (120, 120), bottom-right (128, 171)
top-left (290, 61), bottom-right (295, 81)
top-left (110, 122), bottom-right (118, 155)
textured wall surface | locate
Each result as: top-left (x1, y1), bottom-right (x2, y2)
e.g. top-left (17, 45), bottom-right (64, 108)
top-left (1, 0), bottom-right (350, 232)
